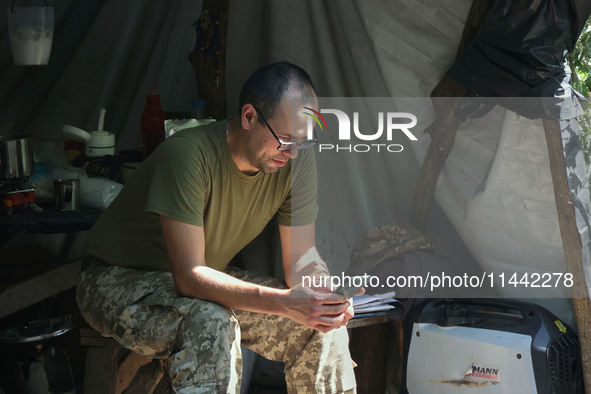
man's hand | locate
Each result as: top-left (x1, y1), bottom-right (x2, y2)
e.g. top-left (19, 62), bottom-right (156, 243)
top-left (278, 222), bottom-right (365, 331)
top-left (278, 286), bottom-right (365, 333)
top-left (278, 285), bottom-right (349, 333)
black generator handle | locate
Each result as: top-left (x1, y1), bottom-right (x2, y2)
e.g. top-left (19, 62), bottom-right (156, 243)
top-left (431, 298), bottom-right (543, 331)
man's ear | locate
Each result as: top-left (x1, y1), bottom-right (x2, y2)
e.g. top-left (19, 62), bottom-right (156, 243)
top-left (241, 104), bottom-right (257, 131)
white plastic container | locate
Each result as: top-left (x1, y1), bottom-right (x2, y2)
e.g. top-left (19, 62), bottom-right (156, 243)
top-left (62, 125), bottom-right (116, 157)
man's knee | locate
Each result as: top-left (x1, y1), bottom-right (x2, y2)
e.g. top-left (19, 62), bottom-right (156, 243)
top-left (169, 301), bottom-right (242, 391)
top-left (177, 300), bottom-right (239, 347)
top-left (76, 264), bottom-right (167, 334)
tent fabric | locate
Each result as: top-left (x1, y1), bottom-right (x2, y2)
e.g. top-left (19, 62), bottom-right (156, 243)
top-left (0, 0), bottom-right (199, 153)
top-left (0, 0), bottom-right (586, 324)
top-left (226, 0), bottom-right (477, 266)
top-left (226, 0), bottom-right (585, 320)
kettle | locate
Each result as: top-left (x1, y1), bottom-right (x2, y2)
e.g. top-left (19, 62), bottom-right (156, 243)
top-left (62, 108), bottom-right (115, 157)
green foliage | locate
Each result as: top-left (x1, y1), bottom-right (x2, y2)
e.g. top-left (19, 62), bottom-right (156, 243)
top-left (571, 22), bottom-right (591, 95)
top-left (577, 107), bottom-right (591, 167)
top-left (570, 20), bottom-right (591, 166)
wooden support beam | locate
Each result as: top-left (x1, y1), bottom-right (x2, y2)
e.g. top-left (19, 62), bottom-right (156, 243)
top-left (0, 259), bottom-right (81, 318)
top-left (188, 0), bottom-right (230, 120)
top-left (409, 0), bottom-right (494, 231)
top-left (543, 118), bottom-right (591, 393)
top-left (410, 81), bottom-right (463, 232)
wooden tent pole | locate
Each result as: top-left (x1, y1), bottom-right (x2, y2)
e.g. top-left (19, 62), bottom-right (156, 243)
top-left (409, 80), bottom-right (462, 232)
top-left (409, 0), bottom-right (494, 231)
top-left (543, 119), bottom-right (591, 392)
top-left (188, 0), bottom-right (230, 120)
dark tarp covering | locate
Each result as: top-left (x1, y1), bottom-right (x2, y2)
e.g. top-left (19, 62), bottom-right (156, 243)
top-left (448, 0), bottom-right (579, 98)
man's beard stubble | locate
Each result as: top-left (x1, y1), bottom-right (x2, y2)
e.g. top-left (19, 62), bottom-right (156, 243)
top-left (244, 139), bottom-right (281, 174)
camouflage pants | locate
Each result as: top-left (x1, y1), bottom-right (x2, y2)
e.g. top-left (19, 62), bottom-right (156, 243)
top-left (76, 259), bottom-right (356, 394)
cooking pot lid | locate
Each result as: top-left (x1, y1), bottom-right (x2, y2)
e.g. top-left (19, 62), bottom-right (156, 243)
top-left (0, 314), bottom-right (76, 343)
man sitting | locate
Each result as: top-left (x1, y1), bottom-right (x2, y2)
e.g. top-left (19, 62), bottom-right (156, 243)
top-left (77, 62), bottom-right (358, 393)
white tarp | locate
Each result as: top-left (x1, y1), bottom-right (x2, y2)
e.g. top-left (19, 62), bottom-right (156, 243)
top-left (1, 0), bottom-right (582, 320)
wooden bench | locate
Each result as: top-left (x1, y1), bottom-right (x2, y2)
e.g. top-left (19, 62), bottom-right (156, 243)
top-left (80, 328), bottom-right (170, 394)
top-left (81, 314), bottom-right (401, 393)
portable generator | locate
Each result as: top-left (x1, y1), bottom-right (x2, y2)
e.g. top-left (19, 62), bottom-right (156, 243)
top-left (401, 299), bottom-right (583, 394)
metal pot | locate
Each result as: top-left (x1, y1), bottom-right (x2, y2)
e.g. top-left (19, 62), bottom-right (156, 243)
top-left (0, 135), bottom-right (34, 180)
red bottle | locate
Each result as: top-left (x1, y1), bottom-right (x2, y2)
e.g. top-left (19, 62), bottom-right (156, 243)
top-left (141, 89), bottom-right (166, 159)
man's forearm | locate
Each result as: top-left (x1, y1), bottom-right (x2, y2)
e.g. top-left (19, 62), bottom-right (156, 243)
top-left (278, 223), bottom-right (331, 287)
top-left (286, 247), bottom-right (331, 288)
top-left (175, 265), bottom-right (288, 315)
top-left (160, 216), bottom-right (349, 332)
top-left (176, 265), bottom-right (350, 333)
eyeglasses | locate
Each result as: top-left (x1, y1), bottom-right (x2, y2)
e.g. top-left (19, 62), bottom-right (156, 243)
top-left (254, 107), bottom-right (318, 151)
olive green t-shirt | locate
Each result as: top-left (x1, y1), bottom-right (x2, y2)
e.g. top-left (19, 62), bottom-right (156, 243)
top-left (84, 119), bottom-right (318, 272)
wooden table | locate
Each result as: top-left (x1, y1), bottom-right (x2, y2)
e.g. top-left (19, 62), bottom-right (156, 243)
top-left (0, 207), bottom-right (101, 319)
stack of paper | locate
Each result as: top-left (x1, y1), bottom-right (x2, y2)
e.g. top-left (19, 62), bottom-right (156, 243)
top-left (353, 291), bottom-right (398, 314)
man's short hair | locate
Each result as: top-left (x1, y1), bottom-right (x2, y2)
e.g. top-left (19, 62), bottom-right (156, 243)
top-left (238, 62), bottom-right (317, 121)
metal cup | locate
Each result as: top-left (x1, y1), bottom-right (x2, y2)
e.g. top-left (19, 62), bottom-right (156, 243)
top-left (53, 179), bottom-right (79, 211)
